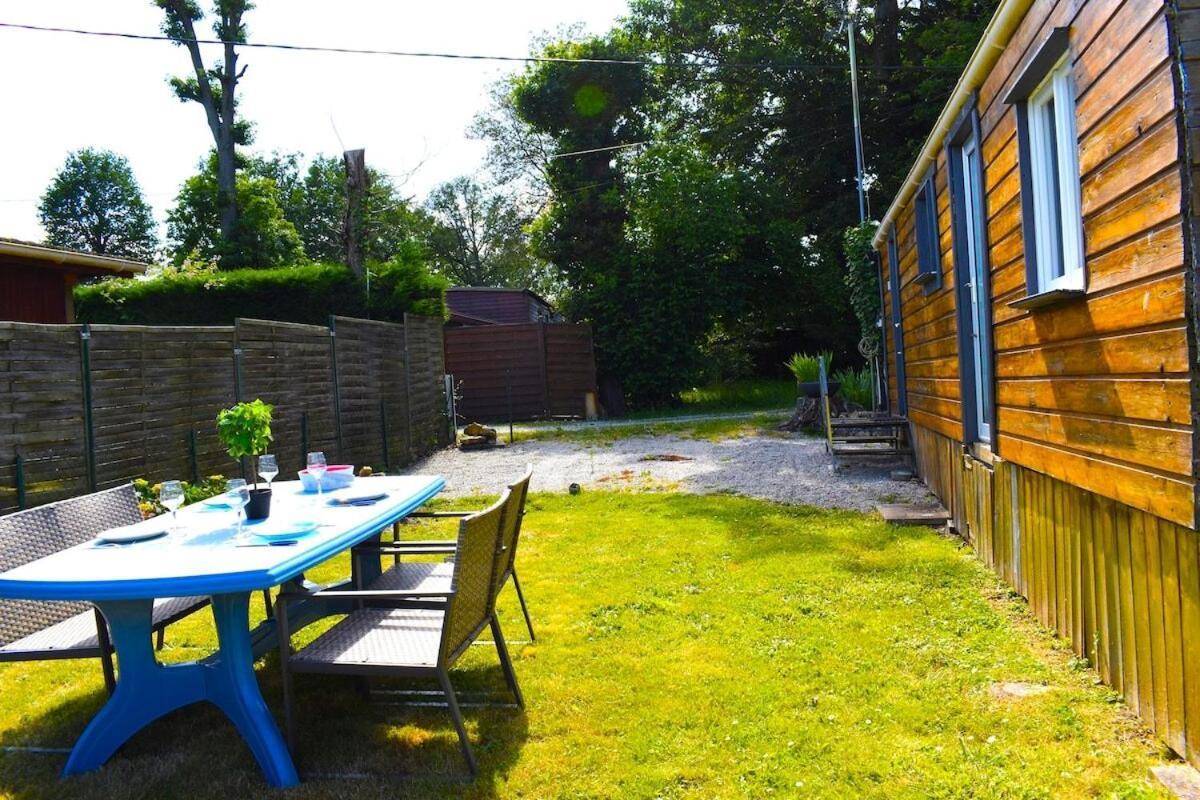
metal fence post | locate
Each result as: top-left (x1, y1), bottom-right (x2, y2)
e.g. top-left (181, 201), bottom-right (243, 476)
top-left (188, 428), bottom-right (200, 484)
top-left (301, 411), bottom-right (310, 463)
top-left (79, 324), bottom-right (97, 491)
top-left (379, 399), bottom-right (390, 473)
top-left (14, 453), bottom-right (26, 510)
top-left (329, 316), bottom-right (345, 461)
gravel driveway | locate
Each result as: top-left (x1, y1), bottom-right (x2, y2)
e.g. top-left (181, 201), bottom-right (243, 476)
top-left (413, 432), bottom-right (936, 512)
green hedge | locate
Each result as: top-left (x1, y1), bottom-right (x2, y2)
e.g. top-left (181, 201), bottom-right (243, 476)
top-left (74, 260), bottom-right (446, 326)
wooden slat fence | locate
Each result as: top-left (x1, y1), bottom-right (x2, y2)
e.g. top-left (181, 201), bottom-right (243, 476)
top-left (444, 322), bottom-right (597, 422)
top-left (0, 315), bottom-right (448, 514)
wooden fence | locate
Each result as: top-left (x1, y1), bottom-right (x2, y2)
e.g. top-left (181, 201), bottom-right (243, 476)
top-left (0, 314), bottom-right (449, 514)
top-left (444, 322), bottom-right (597, 422)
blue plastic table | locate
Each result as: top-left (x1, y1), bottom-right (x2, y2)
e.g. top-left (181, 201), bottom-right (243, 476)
top-left (0, 475), bottom-right (444, 788)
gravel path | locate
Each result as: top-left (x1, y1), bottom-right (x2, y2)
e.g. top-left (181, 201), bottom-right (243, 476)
top-left (413, 432), bottom-right (936, 512)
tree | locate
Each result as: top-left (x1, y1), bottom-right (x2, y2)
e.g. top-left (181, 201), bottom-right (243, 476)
top-left (38, 148), bottom-right (158, 261)
top-left (166, 155), bottom-right (302, 268)
top-left (155, 0), bottom-right (254, 257)
top-left (422, 176), bottom-right (553, 293)
top-left (291, 155), bottom-right (426, 266)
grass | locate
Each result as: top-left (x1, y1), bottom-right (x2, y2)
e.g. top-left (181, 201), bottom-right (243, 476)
top-left (510, 413), bottom-right (790, 444)
top-left (0, 492), bottom-right (1170, 799)
top-left (674, 378), bottom-right (795, 414)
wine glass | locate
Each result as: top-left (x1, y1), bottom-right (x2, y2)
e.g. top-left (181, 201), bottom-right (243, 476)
top-left (306, 451), bottom-right (327, 503)
top-left (225, 478), bottom-right (251, 539)
top-left (258, 454), bottom-right (279, 489)
top-left (159, 481), bottom-right (184, 534)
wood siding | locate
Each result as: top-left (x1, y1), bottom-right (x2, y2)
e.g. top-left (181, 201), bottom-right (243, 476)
top-left (445, 289), bottom-right (552, 324)
top-left (879, 0), bottom-right (1195, 528)
top-left (913, 425), bottom-right (1200, 767)
top-left (0, 263), bottom-right (70, 324)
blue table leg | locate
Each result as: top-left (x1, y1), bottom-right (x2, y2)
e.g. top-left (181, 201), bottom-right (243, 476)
top-left (206, 593), bottom-right (297, 787)
top-left (63, 594), bottom-right (299, 788)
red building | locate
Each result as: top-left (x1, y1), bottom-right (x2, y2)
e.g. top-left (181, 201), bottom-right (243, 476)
top-left (0, 239), bottom-right (148, 323)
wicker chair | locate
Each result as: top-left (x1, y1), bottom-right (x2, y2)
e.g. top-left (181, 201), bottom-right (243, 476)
top-left (276, 488), bottom-right (523, 775)
top-left (0, 485), bottom-right (210, 694)
top-left (355, 465), bottom-right (536, 641)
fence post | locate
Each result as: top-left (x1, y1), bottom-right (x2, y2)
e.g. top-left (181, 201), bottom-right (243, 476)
top-left (328, 316), bottom-right (345, 461)
top-left (188, 428), bottom-right (200, 484)
top-left (506, 369), bottom-right (514, 445)
top-left (14, 453), bottom-right (26, 510)
top-left (402, 319), bottom-right (414, 460)
top-left (79, 324), bottom-right (97, 491)
top-left (379, 400), bottom-right (390, 473)
top-left (301, 411), bottom-right (310, 462)
top-left (537, 322), bottom-right (551, 418)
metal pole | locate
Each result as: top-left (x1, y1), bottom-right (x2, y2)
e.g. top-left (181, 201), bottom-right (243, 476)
top-left (79, 324), bottom-right (97, 491)
top-left (506, 369), bottom-right (514, 445)
top-left (847, 8), bottom-right (868, 223)
top-left (14, 453), bottom-right (26, 510)
top-left (188, 429), bottom-right (200, 484)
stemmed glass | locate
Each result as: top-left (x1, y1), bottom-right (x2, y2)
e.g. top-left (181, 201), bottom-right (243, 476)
top-left (306, 451), bottom-right (327, 503)
top-left (159, 481), bottom-right (184, 534)
top-left (225, 478), bottom-right (251, 539)
top-left (258, 454), bottom-right (279, 489)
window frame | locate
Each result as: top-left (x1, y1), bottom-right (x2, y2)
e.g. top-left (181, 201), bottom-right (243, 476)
top-left (1006, 28), bottom-right (1086, 306)
top-left (944, 95), bottom-right (995, 446)
top-left (912, 167), bottom-right (942, 294)
top-left (887, 225), bottom-right (908, 416)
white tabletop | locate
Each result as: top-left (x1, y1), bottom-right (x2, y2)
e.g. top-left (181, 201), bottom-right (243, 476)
top-left (0, 475), bottom-right (444, 601)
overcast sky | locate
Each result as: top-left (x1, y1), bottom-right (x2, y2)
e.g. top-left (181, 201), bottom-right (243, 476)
top-left (0, 1), bottom-right (629, 243)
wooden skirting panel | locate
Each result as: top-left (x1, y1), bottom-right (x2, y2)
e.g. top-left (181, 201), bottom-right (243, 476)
top-left (911, 422), bottom-right (1200, 766)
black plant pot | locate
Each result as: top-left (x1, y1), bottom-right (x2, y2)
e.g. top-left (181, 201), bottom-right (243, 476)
top-left (797, 380), bottom-right (840, 399)
top-left (246, 488), bottom-right (272, 521)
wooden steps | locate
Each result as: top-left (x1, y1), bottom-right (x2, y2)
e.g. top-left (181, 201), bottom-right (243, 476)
top-left (877, 503), bottom-right (951, 527)
top-left (826, 414), bottom-right (909, 459)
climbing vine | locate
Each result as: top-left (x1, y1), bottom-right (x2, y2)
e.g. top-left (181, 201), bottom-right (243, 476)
top-left (843, 221), bottom-right (882, 351)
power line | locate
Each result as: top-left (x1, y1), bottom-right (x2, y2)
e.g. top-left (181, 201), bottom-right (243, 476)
top-left (0, 21), bottom-right (964, 74)
top-left (549, 141), bottom-right (650, 160)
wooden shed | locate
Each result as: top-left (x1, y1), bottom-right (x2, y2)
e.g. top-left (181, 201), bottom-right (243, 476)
top-left (874, 0), bottom-right (1200, 767)
top-left (0, 239), bottom-right (148, 324)
top-left (445, 287), bottom-right (561, 326)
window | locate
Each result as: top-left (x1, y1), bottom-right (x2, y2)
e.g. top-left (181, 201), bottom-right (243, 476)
top-left (945, 97), bottom-right (994, 444)
top-left (887, 226), bottom-right (908, 416)
top-left (1006, 28), bottom-right (1086, 303)
top-left (913, 169), bottom-right (941, 293)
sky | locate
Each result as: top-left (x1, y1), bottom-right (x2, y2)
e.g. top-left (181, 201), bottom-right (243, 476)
top-left (0, 1), bottom-right (629, 243)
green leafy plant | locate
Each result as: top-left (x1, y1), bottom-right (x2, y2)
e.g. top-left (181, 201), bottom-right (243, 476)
top-left (834, 366), bottom-right (874, 408)
top-left (133, 475), bottom-right (226, 518)
top-left (216, 399), bottom-right (274, 488)
top-left (844, 221), bottom-right (882, 352)
top-left (785, 351), bottom-right (833, 384)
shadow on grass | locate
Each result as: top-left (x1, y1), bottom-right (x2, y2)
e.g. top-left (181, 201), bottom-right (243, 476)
top-left (0, 658), bottom-right (528, 799)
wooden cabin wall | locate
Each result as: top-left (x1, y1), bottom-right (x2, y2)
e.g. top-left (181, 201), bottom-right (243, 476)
top-left (878, 0), bottom-right (1193, 528)
top-left (913, 426), bottom-right (1200, 765)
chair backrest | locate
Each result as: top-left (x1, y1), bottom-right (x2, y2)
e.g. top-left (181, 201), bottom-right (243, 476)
top-left (493, 465), bottom-right (533, 590)
top-left (0, 484), bottom-right (141, 647)
top-left (441, 488), bottom-right (510, 664)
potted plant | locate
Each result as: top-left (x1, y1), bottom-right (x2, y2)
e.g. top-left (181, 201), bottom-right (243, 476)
top-left (216, 399), bottom-right (275, 520)
top-left (786, 351), bottom-right (839, 399)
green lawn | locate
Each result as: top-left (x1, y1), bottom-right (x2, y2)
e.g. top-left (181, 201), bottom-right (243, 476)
top-left (512, 412), bottom-right (790, 444)
top-left (0, 492), bottom-right (1171, 798)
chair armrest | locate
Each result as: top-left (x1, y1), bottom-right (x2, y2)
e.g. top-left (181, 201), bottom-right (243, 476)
top-left (407, 511), bottom-right (474, 518)
top-left (279, 588), bottom-right (455, 601)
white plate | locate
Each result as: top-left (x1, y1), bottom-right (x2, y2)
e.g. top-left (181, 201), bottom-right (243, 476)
top-left (96, 524), bottom-right (169, 544)
top-left (253, 519), bottom-right (319, 541)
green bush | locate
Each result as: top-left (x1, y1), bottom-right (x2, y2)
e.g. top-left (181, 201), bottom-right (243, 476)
top-left (834, 365), bottom-right (873, 408)
top-left (785, 351), bottom-right (833, 383)
top-left (133, 475), bottom-right (226, 518)
top-left (75, 255), bottom-right (445, 326)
